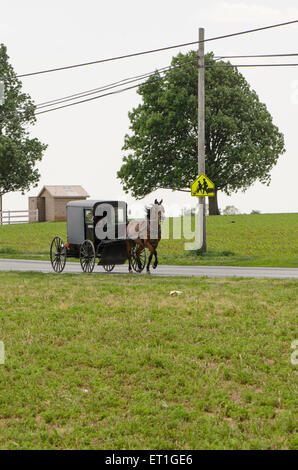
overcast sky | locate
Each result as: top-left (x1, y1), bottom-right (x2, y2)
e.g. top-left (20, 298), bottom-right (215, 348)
top-left (1, 0), bottom-right (298, 216)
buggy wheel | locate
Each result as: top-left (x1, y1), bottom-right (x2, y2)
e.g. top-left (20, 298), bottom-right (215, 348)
top-left (103, 265), bottom-right (115, 272)
top-left (131, 245), bottom-right (146, 273)
top-left (50, 236), bottom-right (67, 273)
top-left (80, 240), bottom-right (95, 273)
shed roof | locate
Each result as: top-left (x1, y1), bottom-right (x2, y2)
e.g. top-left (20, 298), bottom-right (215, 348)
top-left (37, 185), bottom-right (89, 198)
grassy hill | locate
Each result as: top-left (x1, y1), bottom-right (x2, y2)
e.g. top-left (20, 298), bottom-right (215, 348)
top-left (0, 213), bottom-right (297, 267)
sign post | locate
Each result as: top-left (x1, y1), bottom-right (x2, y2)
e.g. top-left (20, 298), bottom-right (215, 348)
top-left (0, 81), bottom-right (4, 215)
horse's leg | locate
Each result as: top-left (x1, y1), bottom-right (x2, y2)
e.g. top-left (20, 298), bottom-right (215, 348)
top-left (135, 244), bottom-right (141, 270)
top-left (147, 252), bottom-right (153, 273)
top-left (153, 250), bottom-right (158, 269)
top-left (145, 241), bottom-right (156, 273)
top-left (126, 240), bottom-right (132, 273)
top-left (149, 240), bottom-right (158, 269)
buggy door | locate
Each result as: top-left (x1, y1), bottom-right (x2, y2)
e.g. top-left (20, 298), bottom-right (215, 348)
top-left (84, 209), bottom-right (94, 243)
top-left (94, 202), bottom-right (127, 240)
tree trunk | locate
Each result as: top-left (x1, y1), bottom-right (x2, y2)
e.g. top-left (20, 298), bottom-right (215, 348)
top-left (208, 190), bottom-right (220, 215)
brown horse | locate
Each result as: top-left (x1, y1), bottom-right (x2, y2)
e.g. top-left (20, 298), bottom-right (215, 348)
top-left (126, 199), bottom-right (165, 273)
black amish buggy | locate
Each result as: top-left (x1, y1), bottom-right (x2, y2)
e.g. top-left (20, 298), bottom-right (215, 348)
top-left (50, 200), bottom-right (147, 274)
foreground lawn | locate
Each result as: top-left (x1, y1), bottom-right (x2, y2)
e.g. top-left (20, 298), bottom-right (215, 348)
top-left (0, 213), bottom-right (297, 267)
top-left (0, 272), bottom-right (297, 450)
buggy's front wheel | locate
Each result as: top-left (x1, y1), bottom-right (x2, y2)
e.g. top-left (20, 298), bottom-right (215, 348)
top-left (80, 240), bottom-right (96, 273)
top-left (50, 236), bottom-right (67, 273)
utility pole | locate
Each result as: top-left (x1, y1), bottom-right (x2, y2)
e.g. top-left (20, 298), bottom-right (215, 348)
top-left (0, 81), bottom-right (4, 105)
top-left (0, 81), bottom-right (4, 220)
top-left (197, 27), bottom-right (207, 252)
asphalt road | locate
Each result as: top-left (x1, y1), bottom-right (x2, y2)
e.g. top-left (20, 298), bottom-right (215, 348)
top-left (0, 258), bottom-right (297, 279)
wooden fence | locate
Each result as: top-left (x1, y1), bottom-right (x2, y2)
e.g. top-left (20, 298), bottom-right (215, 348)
top-left (0, 209), bottom-right (38, 225)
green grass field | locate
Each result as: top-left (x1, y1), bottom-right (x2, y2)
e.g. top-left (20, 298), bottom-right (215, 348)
top-left (0, 272), bottom-right (297, 450)
top-left (0, 213), bottom-right (297, 267)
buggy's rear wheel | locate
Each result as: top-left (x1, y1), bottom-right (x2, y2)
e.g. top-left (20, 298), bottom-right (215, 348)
top-left (103, 265), bottom-right (115, 272)
top-left (80, 240), bottom-right (95, 273)
top-left (50, 236), bottom-right (67, 273)
top-left (131, 244), bottom-right (146, 273)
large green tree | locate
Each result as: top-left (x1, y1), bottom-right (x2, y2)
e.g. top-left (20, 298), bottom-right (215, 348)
top-left (0, 44), bottom-right (47, 198)
top-left (117, 52), bottom-right (285, 214)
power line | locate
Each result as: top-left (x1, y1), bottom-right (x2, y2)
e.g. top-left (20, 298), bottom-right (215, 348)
top-left (35, 52), bottom-right (298, 110)
top-left (35, 61), bottom-right (194, 109)
top-left (206, 63), bottom-right (298, 68)
top-left (35, 61), bottom-right (298, 115)
top-left (35, 62), bottom-right (199, 115)
top-left (215, 53), bottom-right (298, 59)
top-left (36, 56), bottom-right (199, 109)
top-left (18, 19), bottom-right (298, 78)
top-left (35, 69), bottom-right (166, 108)
top-left (35, 84), bottom-right (155, 115)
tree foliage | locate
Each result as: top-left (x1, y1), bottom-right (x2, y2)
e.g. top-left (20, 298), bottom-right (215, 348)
top-left (117, 51), bottom-right (285, 214)
top-left (0, 44), bottom-right (47, 197)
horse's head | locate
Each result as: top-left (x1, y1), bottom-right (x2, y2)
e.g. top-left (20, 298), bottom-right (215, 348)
top-left (153, 199), bottom-right (165, 222)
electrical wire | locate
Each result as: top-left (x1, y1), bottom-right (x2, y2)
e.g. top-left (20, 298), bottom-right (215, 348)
top-left (36, 52), bottom-right (298, 109)
top-left (35, 62), bottom-right (199, 115)
top-left (206, 63), bottom-right (298, 68)
top-left (17, 19), bottom-right (298, 78)
top-left (35, 57), bottom-right (199, 109)
top-left (35, 60), bottom-right (298, 115)
top-left (35, 69), bottom-right (167, 108)
top-left (215, 53), bottom-right (298, 59)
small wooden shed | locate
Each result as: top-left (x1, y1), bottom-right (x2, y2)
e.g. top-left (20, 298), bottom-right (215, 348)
top-left (29, 185), bottom-right (89, 222)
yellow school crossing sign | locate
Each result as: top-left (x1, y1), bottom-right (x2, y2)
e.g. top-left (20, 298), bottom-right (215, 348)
top-left (191, 174), bottom-right (215, 197)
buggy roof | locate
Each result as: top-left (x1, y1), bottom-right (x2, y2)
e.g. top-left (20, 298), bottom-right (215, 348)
top-left (67, 200), bottom-right (127, 209)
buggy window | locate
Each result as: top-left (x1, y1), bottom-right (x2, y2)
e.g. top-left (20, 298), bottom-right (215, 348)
top-left (85, 210), bottom-right (93, 225)
top-left (84, 209), bottom-right (94, 242)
